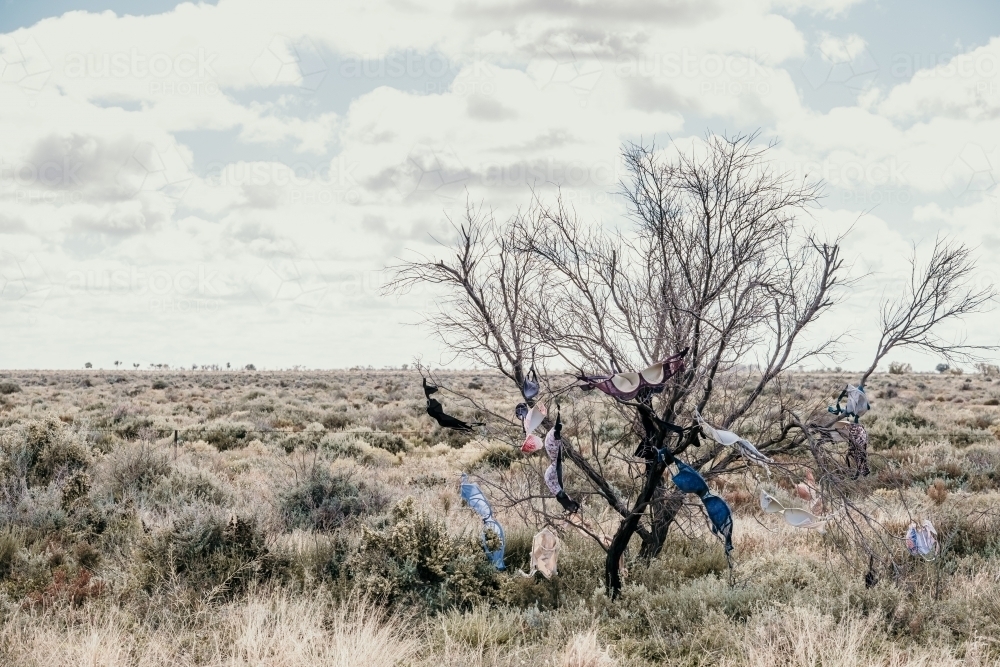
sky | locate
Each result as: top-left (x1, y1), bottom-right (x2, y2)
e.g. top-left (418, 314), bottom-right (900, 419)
top-left (0, 0), bottom-right (998, 371)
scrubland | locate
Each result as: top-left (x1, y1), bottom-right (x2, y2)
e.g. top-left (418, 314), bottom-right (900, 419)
top-left (0, 368), bottom-right (999, 666)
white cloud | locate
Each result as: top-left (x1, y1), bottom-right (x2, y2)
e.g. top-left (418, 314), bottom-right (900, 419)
top-left (879, 37), bottom-right (1000, 122)
top-left (0, 0), bottom-right (998, 369)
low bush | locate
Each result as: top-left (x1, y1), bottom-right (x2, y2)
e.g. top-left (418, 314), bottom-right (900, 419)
top-left (0, 381), bottom-right (22, 394)
top-left (192, 422), bottom-right (252, 451)
top-left (475, 445), bottom-right (518, 470)
top-left (0, 529), bottom-right (22, 580)
top-left (349, 498), bottom-right (500, 611)
top-left (279, 468), bottom-right (387, 531)
top-left (321, 411), bottom-right (351, 430)
top-left (103, 441), bottom-right (171, 499)
top-left (356, 431), bottom-right (409, 454)
top-left (284, 531), bottom-right (356, 587)
top-left (892, 409), bottom-right (930, 429)
top-left (135, 505), bottom-right (284, 597)
top-left (0, 418), bottom-right (94, 502)
top-left (149, 468), bottom-right (230, 507)
top-left (422, 427), bottom-right (474, 449)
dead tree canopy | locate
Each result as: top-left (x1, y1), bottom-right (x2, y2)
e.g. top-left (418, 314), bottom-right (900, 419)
top-left (386, 132), bottom-right (995, 597)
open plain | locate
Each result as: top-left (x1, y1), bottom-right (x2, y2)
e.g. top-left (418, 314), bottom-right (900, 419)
top-left (0, 368), bottom-right (999, 666)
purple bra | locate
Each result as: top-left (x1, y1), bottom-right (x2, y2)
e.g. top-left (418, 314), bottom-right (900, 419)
top-left (577, 348), bottom-right (688, 401)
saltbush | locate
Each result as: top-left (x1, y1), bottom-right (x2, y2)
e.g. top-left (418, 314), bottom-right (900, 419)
top-left (0, 381), bottom-right (21, 394)
top-left (349, 498), bottom-right (500, 610)
top-left (135, 505), bottom-right (283, 597)
top-left (279, 468), bottom-right (387, 531)
top-left (475, 445), bottom-right (518, 470)
top-left (0, 418), bottom-right (94, 509)
top-left (103, 441), bottom-right (171, 498)
top-left (189, 422), bottom-right (252, 451)
top-left (356, 430), bottom-right (409, 454)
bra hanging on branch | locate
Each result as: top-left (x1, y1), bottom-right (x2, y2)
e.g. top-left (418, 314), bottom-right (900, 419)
top-left (423, 378), bottom-right (484, 432)
top-left (694, 409), bottom-right (773, 468)
top-left (905, 520), bottom-right (939, 561)
top-left (542, 412), bottom-right (580, 513)
top-left (576, 349), bottom-right (688, 402)
top-left (759, 489), bottom-right (829, 529)
top-left (671, 460), bottom-right (734, 560)
top-left (460, 474), bottom-right (506, 570)
top-left (828, 384), bottom-right (871, 423)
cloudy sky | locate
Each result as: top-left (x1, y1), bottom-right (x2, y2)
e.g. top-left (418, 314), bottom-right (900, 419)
top-left (1, 0), bottom-right (998, 371)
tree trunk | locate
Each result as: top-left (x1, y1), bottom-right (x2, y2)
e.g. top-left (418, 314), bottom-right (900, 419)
top-left (639, 484), bottom-right (685, 559)
top-left (605, 455), bottom-right (669, 598)
top-left (604, 405), bottom-right (678, 597)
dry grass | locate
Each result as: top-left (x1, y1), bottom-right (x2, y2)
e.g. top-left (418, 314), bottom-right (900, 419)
top-left (0, 590), bottom-right (418, 666)
top-left (721, 606), bottom-right (996, 667)
top-left (0, 368), bottom-right (998, 666)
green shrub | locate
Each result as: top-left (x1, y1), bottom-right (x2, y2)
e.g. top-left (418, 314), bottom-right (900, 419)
top-left (0, 417), bottom-right (93, 505)
top-left (356, 431), bottom-right (409, 454)
top-left (421, 427), bottom-right (474, 449)
top-left (891, 409), bottom-right (930, 429)
top-left (279, 468), bottom-right (387, 531)
top-left (284, 531), bottom-right (356, 586)
top-left (151, 380), bottom-right (169, 390)
top-left (149, 469), bottom-right (230, 507)
top-left (0, 529), bottom-right (23, 580)
top-left (936, 510), bottom-right (1000, 557)
top-left (96, 405), bottom-right (156, 441)
top-left (321, 412), bottom-right (351, 430)
top-left (207, 424), bottom-right (249, 450)
top-left (349, 498), bottom-right (500, 610)
top-left (279, 432), bottom-right (324, 453)
top-left (135, 506), bottom-right (283, 597)
top-left (189, 423), bottom-right (251, 451)
top-left (317, 434), bottom-right (370, 460)
top-left (314, 432), bottom-right (395, 466)
top-left (475, 445), bottom-right (517, 470)
top-left (104, 441), bottom-right (171, 498)
top-left (0, 381), bottom-right (21, 394)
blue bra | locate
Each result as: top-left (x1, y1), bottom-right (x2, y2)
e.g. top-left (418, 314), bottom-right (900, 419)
top-left (672, 461), bottom-right (733, 558)
top-left (522, 367), bottom-right (539, 400)
top-left (460, 474), bottom-right (506, 570)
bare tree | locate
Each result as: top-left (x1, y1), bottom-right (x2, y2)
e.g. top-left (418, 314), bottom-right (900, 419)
top-left (804, 237), bottom-right (996, 587)
top-left (860, 238), bottom-right (995, 384)
top-left (387, 132), bottom-right (995, 597)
